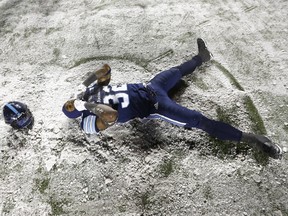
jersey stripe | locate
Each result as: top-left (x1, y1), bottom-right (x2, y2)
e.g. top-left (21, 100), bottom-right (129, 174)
top-left (83, 115), bottom-right (97, 134)
top-left (147, 113), bottom-right (186, 127)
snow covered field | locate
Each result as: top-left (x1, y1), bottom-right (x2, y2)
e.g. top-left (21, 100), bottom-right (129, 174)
top-left (0, 0), bottom-right (287, 215)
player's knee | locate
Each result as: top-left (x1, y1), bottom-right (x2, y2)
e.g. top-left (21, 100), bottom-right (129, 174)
top-left (185, 112), bottom-right (203, 128)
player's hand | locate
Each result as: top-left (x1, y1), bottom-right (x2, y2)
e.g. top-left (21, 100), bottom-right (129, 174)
top-left (96, 64), bottom-right (111, 86)
top-left (82, 64), bottom-right (111, 87)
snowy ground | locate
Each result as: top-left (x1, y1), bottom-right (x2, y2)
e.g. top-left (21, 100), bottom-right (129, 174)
top-left (0, 0), bottom-right (288, 215)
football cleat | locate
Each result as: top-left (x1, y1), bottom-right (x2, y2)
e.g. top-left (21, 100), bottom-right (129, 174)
top-left (258, 139), bottom-right (283, 159)
top-left (197, 38), bottom-right (213, 62)
top-left (241, 133), bottom-right (283, 159)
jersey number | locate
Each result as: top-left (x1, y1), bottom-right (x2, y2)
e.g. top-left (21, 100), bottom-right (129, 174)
top-left (103, 84), bottom-right (130, 108)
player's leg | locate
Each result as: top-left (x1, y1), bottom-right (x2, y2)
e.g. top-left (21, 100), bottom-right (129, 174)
top-left (176, 55), bottom-right (202, 77)
top-left (149, 67), bottom-right (183, 93)
top-left (148, 38), bottom-right (212, 92)
top-left (148, 97), bottom-right (242, 141)
top-left (148, 98), bottom-right (282, 159)
top-left (176, 38), bottom-right (213, 76)
top-left (148, 55), bottom-right (202, 93)
top-left (241, 132), bottom-right (283, 159)
top-left (197, 115), bottom-right (242, 142)
top-left (196, 115), bottom-right (282, 159)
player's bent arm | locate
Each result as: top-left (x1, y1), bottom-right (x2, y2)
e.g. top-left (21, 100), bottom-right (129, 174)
top-left (82, 64), bottom-right (111, 87)
top-left (63, 100), bottom-right (116, 134)
top-left (74, 99), bottom-right (118, 124)
top-left (84, 103), bottom-right (118, 124)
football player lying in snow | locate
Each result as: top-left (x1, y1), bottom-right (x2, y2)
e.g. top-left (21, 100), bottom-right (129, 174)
top-left (63, 38), bottom-right (283, 159)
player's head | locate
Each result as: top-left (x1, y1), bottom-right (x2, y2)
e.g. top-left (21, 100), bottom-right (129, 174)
top-left (3, 101), bottom-right (34, 129)
top-left (62, 99), bottom-right (82, 118)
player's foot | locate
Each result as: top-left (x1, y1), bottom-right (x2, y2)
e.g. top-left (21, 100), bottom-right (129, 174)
top-left (197, 38), bottom-right (213, 62)
top-left (241, 133), bottom-right (283, 159)
top-left (257, 140), bottom-right (283, 159)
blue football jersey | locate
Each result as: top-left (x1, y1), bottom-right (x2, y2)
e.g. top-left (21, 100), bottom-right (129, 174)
top-left (88, 83), bottom-right (153, 123)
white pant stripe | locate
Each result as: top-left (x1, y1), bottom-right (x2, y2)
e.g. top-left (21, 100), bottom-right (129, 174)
top-left (147, 114), bottom-right (186, 127)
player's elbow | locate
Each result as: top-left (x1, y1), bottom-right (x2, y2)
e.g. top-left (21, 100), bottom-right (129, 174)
top-left (102, 110), bottom-right (118, 124)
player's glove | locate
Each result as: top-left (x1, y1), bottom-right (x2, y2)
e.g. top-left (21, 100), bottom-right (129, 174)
top-left (82, 64), bottom-right (111, 87)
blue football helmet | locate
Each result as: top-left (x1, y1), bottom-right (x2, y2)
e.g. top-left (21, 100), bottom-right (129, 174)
top-left (3, 101), bottom-right (34, 129)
